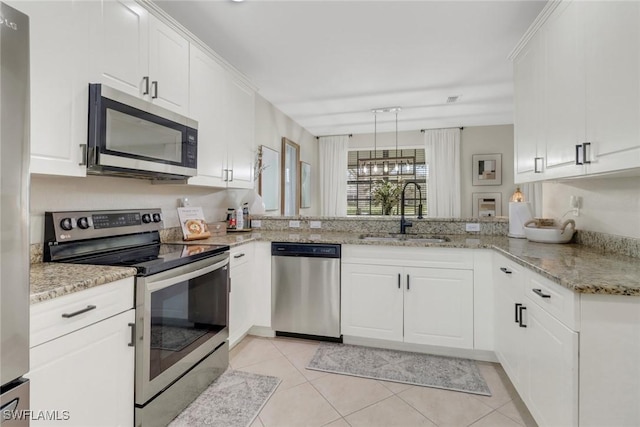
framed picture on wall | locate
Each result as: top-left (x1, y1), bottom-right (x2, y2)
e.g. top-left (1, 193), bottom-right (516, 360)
top-left (472, 153), bottom-right (502, 186)
top-left (472, 192), bottom-right (502, 217)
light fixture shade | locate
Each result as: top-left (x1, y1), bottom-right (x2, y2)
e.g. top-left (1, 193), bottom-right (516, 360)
top-left (510, 186), bottom-right (525, 202)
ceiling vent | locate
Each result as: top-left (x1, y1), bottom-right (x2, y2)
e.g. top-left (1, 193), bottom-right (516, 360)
top-left (446, 96), bottom-right (460, 104)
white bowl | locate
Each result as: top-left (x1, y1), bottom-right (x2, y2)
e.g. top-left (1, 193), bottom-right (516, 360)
top-left (524, 219), bottom-right (575, 244)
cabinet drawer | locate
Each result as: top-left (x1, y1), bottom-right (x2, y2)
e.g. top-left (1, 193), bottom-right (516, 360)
top-left (524, 271), bottom-right (580, 331)
top-left (31, 278), bottom-right (134, 348)
top-left (230, 243), bottom-right (253, 272)
top-left (343, 245), bottom-right (474, 270)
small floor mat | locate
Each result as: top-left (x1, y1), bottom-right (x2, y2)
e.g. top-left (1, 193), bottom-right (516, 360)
top-left (307, 342), bottom-right (491, 396)
top-left (169, 370), bottom-right (281, 427)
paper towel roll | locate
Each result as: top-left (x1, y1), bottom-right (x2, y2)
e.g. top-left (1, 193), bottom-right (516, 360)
top-left (508, 202), bottom-right (534, 238)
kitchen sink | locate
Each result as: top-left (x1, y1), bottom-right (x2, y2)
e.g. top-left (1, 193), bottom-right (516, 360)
top-left (359, 234), bottom-right (450, 243)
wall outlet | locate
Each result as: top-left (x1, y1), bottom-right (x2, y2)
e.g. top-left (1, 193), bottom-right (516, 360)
top-left (289, 220), bottom-right (301, 228)
top-left (252, 220), bottom-right (262, 228)
top-left (309, 221), bottom-right (322, 229)
top-left (466, 223), bottom-right (481, 232)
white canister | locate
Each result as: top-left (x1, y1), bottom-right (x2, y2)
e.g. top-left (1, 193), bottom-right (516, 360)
top-left (236, 206), bottom-right (244, 230)
top-left (508, 201), bottom-right (533, 238)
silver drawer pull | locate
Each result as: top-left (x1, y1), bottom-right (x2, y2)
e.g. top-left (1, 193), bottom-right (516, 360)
top-left (532, 288), bottom-right (551, 299)
top-left (62, 305), bottom-right (97, 318)
top-left (233, 253), bottom-right (245, 259)
top-left (500, 267), bottom-right (512, 274)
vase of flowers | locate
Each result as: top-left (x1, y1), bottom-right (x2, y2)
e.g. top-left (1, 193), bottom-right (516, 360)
top-left (372, 180), bottom-right (401, 215)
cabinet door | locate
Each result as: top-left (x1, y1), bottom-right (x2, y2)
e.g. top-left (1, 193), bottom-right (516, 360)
top-left (229, 246), bottom-right (254, 347)
top-left (493, 260), bottom-right (526, 389)
top-left (148, 16), bottom-right (189, 115)
top-left (27, 310), bottom-right (134, 427)
top-left (403, 267), bottom-right (473, 349)
top-left (584, 1), bottom-right (640, 175)
top-left (523, 302), bottom-right (579, 427)
top-left (92, 0), bottom-right (149, 98)
top-left (341, 264), bottom-right (403, 341)
top-left (543, 0), bottom-right (586, 178)
top-left (226, 77), bottom-right (256, 189)
top-left (187, 45), bottom-right (228, 187)
top-left (514, 31), bottom-right (544, 182)
top-left (17, 0), bottom-right (89, 177)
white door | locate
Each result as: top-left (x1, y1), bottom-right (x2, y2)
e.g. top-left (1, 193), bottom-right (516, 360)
top-left (543, 0), bottom-right (586, 178)
top-left (403, 267), bottom-right (474, 349)
top-left (341, 264), bottom-right (403, 341)
top-left (523, 303), bottom-right (579, 427)
top-left (226, 77), bottom-right (256, 189)
top-left (187, 46), bottom-right (228, 187)
top-left (148, 16), bottom-right (189, 115)
top-left (93, 0), bottom-right (149, 98)
top-left (28, 310), bottom-right (135, 427)
top-left (584, 1), bottom-right (640, 175)
top-left (18, 0), bottom-right (89, 177)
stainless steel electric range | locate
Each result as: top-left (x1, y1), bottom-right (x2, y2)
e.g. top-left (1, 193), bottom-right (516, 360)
top-left (44, 209), bottom-right (230, 427)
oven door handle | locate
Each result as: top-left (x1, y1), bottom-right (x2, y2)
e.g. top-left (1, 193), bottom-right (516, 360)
top-left (145, 257), bottom-right (229, 292)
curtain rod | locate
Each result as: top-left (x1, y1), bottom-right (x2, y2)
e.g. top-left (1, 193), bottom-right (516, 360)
top-left (420, 127), bottom-right (464, 133)
top-left (315, 133), bottom-right (353, 140)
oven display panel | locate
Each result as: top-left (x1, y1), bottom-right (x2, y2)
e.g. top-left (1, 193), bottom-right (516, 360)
top-left (92, 213), bottom-right (141, 229)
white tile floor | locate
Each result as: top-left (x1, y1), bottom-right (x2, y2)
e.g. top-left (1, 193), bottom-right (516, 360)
top-left (230, 336), bottom-right (538, 427)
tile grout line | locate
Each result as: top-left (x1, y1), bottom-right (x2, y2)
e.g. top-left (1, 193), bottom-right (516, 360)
top-left (393, 391), bottom-right (440, 427)
top-left (494, 400), bottom-right (527, 426)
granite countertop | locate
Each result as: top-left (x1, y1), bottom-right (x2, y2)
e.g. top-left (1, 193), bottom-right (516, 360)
top-left (30, 229), bottom-right (640, 304)
top-left (30, 263), bottom-right (137, 304)
top-left (176, 230), bottom-right (640, 296)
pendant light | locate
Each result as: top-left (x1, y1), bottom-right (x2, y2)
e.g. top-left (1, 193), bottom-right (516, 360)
top-left (372, 113), bottom-right (378, 173)
top-left (394, 112), bottom-right (399, 173)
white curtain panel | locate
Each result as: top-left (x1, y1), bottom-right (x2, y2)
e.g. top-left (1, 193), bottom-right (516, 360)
top-left (318, 135), bottom-right (349, 216)
top-left (522, 182), bottom-right (543, 217)
top-left (424, 128), bottom-right (461, 217)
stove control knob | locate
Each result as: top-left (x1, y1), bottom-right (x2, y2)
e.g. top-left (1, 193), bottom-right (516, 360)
top-left (152, 213), bottom-right (162, 223)
top-left (60, 218), bottom-right (74, 231)
top-left (77, 217), bottom-right (90, 229)
top-left (142, 214), bottom-right (152, 224)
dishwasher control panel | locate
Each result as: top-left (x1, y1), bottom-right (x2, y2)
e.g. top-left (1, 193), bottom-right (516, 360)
top-left (271, 242), bottom-right (341, 258)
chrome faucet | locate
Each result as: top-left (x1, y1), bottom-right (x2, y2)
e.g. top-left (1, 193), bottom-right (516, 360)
top-left (400, 181), bottom-right (424, 234)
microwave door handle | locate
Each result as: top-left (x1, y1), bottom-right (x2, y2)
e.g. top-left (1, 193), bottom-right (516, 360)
top-left (146, 257), bottom-right (229, 292)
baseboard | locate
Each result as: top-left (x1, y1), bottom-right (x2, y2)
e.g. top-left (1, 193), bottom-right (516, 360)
top-left (342, 335), bottom-right (498, 363)
top-left (248, 325), bottom-right (275, 338)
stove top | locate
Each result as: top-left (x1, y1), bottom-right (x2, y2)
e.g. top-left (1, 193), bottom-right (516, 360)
top-left (43, 209), bottom-right (229, 276)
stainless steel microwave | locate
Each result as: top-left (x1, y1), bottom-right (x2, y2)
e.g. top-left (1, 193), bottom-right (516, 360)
top-left (87, 84), bottom-right (198, 180)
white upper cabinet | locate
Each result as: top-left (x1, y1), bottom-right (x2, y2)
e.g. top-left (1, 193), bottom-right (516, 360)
top-left (14, 0), bottom-right (89, 177)
top-left (90, 0), bottom-right (189, 116)
top-left (513, 0), bottom-right (640, 182)
top-left (583, 1), bottom-right (640, 175)
top-left (188, 44), bottom-right (255, 189)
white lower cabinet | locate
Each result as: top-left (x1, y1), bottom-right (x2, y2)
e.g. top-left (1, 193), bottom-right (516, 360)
top-left (494, 253), bottom-right (578, 427)
top-left (341, 246), bottom-right (474, 349)
top-left (229, 243), bottom-right (254, 347)
top-left (28, 278), bottom-right (135, 427)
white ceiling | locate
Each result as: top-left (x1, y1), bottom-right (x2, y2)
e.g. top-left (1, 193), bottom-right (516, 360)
top-left (155, 0), bottom-right (546, 136)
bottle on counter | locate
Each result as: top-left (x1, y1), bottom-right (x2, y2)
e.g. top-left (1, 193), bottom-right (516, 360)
top-left (242, 203), bottom-right (250, 229)
top-left (236, 206), bottom-right (244, 230)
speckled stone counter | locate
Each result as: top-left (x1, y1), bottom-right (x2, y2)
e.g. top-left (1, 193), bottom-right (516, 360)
top-left (30, 263), bottom-right (137, 304)
top-left (174, 231), bottom-right (640, 296)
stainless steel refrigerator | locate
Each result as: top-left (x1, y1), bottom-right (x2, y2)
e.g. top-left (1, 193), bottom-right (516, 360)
top-left (0, 2), bottom-right (30, 425)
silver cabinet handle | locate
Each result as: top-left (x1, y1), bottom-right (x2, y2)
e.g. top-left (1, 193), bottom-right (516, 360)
top-left (78, 144), bottom-right (87, 166)
top-left (128, 322), bottom-right (135, 347)
top-left (62, 305), bottom-right (96, 318)
top-left (534, 157), bottom-right (543, 173)
top-left (233, 253), bottom-right (245, 259)
top-left (500, 267), bottom-right (512, 274)
top-left (583, 142), bottom-right (591, 164)
top-left (228, 169), bottom-right (234, 182)
top-left (406, 274), bottom-right (410, 291)
top-left (142, 76), bottom-right (150, 95)
top-left (397, 273), bottom-right (401, 289)
top-left (151, 81), bottom-right (158, 99)
top-left (532, 288), bottom-right (551, 299)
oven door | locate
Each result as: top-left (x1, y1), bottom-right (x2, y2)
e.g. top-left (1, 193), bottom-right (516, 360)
top-left (134, 253), bottom-right (229, 405)
top-left (87, 83), bottom-right (198, 179)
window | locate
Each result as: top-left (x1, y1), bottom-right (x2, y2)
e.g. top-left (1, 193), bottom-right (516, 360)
top-left (347, 149), bottom-right (427, 216)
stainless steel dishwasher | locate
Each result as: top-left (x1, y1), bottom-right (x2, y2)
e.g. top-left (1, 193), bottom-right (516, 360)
top-left (271, 242), bottom-right (341, 340)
